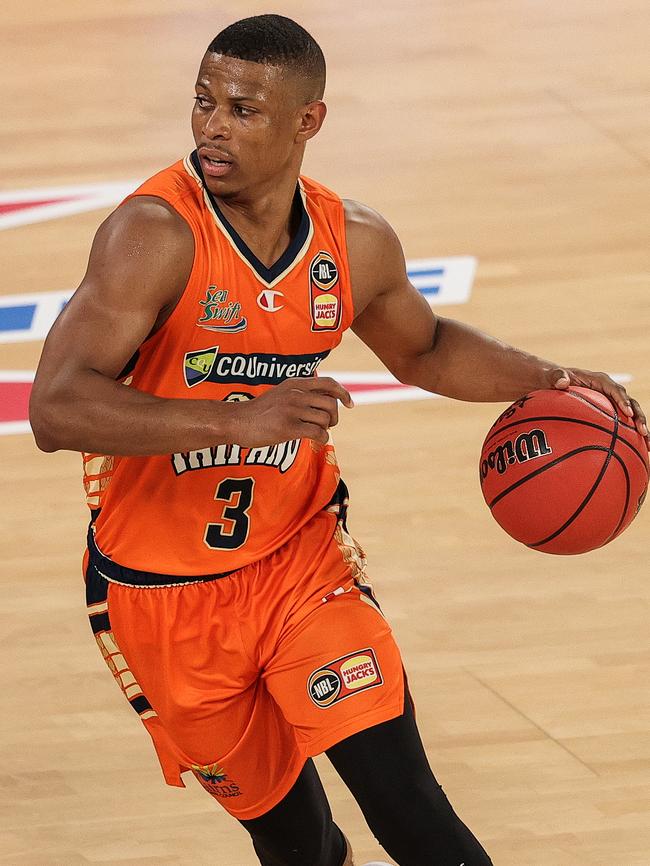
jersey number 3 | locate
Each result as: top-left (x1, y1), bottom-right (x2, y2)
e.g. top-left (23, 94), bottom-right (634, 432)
top-left (205, 477), bottom-right (255, 550)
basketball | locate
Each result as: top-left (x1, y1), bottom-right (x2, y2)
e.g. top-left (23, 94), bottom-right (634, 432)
top-left (479, 387), bottom-right (649, 554)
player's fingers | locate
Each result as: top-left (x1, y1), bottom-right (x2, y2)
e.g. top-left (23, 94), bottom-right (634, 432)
top-left (306, 393), bottom-right (339, 427)
top-left (550, 368), bottom-right (570, 389)
top-left (629, 398), bottom-right (649, 446)
top-left (295, 376), bottom-right (354, 409)
top-left (299, 422), bottom-right (329, 445)
top-left (559, 368), bottom-right (636, 420)
top-left (286, 389), bottom-right (339, 425)
top-left (299, 407), bottom-right (334, 431)
top-left (600, 379), bottom-right (634, 418)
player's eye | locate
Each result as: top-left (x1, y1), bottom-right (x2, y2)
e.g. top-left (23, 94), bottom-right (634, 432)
top-left (233, 105), bottom-right (253, 117)
top-left (193, 95), bottom-right (211, 109)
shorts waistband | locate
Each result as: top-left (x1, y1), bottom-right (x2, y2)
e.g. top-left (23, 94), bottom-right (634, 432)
top-left (87, 525), bottom-right (236, 587)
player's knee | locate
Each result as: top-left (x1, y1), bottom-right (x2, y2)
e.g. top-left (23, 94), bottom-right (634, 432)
top-left (248, 822), bottom-right (346, 866)
top-left (367, 781), bottom-right (492, 866)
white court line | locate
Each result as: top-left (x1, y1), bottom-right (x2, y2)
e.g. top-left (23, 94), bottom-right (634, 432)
top-left (0, 421), bottom-right (32, 435)
top-left (0, 181), bottom-right (140, 231)
top-left (0, 370), bottom-right (35, 382)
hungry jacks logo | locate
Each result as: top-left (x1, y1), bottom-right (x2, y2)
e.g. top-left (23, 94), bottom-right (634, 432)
top-left (307, 648), bottom-right (383, 708)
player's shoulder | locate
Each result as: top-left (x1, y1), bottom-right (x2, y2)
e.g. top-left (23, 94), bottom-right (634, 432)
top-left (100, 154), bottom-right (199, 244)
top-left (299, 173), bottom-right (342, 205)
top-left (132, 156), bottom-right (198, 208)
top-left (343, 199), bottom-right (392, 232)
top-left (343, 199), bottom-right (402, 261)
top-left (96, 195), bottom-right (193, 259)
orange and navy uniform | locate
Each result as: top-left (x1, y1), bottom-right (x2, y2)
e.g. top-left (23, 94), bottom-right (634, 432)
top-left (83, 153), bottom-right (405, 820)
top-left (84, 150), bottom-right (353, 576)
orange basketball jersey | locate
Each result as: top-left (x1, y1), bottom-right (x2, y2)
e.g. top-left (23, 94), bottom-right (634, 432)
top-left (84, 152), bottom-right (353, 576)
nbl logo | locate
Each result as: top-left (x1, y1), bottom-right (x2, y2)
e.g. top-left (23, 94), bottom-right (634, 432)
top-left (308, 670), bottom-right (341, 707)
top-left (310, 251), bottom-right (339, 290)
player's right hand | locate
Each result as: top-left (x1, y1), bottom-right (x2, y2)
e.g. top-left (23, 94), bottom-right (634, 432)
top-left (231, 377), bottom-right (354, 447)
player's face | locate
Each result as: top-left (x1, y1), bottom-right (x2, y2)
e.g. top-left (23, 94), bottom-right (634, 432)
top-left (192, 53), bottom-right (316, 198)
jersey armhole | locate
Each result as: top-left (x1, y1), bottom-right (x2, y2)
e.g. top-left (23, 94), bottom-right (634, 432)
top-left (338, 200), bottom-right (355, 329)
top-left (120, 191), bottom-right (202, 346)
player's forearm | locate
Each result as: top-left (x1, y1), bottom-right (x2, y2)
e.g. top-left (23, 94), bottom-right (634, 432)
top-left (402, 317), bottom-right (556, 402)
top-left (30, 369), bottom-right (236, 455)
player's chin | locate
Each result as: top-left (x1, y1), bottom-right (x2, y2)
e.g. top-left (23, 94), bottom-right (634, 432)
top-left (204, 174), bottom-right (237, 196)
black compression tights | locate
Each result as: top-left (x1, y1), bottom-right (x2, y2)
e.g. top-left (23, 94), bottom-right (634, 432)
top-left (240, 697), bottom-right (493, 866)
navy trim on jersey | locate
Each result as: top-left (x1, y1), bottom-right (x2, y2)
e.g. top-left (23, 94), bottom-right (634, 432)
top-left (88, 523), bottom-right (236, 586)
top-left (85, 561), bottom-right (156, 719)
top-left (189, 150), bottom-right (311, 284)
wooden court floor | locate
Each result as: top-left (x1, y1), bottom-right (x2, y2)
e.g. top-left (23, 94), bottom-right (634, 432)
top-left (2, 1), bottom-right (649, 863)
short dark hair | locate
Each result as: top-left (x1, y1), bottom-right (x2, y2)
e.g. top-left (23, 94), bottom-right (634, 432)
top-left (207, 14), bottom-right (326, 100)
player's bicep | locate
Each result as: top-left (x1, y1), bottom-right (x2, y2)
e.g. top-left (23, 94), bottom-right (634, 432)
top-left (346, 200), bottom-right (439, 382)
top-left (352, 277), bottom-right (439, 381)
top-left (41, 278), bottom-right (157, 385)
top-left (34, 197), bottom-right (193, 390)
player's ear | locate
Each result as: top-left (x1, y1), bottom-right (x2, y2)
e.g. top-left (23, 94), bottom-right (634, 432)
top-left (295, 100), bottom-right (327, 143)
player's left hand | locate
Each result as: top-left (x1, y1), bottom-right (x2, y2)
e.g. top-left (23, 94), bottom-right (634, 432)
top-left (549, 367), bottom-right (649, 450)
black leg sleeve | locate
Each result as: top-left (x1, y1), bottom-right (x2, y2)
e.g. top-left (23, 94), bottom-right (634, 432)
top-left (239, 759), bottom-right (347, 866)
top-left (326, 697), bottom-right (493, 866)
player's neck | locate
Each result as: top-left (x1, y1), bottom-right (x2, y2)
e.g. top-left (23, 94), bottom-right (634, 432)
top-left (215, 172), bottom-right (302, 269)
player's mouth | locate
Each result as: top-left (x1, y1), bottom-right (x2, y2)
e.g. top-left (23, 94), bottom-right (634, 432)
top-left (199, 150), bottom-right (235, 178)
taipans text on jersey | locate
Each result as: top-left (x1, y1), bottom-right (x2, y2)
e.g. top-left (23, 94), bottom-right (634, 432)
top-left (172, 440), bottom-right (301, 476)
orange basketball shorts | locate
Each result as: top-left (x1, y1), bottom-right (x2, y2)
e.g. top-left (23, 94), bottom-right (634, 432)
top-left (85, 508), bottom-right (405, 820)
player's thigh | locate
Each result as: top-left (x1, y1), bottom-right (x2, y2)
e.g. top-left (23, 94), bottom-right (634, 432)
top-left (263, 580), bottom-right (405, 758)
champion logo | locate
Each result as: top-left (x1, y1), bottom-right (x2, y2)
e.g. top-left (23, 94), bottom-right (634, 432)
top-left (257, 289), bottom-right (285, 313)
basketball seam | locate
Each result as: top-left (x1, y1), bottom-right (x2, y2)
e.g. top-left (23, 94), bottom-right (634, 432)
top-left (602, 449), bottom-right (631, 546)
top-left (528, 413), bottom-right (618, 548)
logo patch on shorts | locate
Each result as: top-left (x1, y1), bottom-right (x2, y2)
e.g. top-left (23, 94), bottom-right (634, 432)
top-left (191, 761), bottom-right (243, 799)
top-left (307, 648), bottom-right (383, 708)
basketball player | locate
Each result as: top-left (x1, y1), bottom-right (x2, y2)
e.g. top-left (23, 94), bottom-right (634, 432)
top-left (30, 14), bottom-right (648, 866)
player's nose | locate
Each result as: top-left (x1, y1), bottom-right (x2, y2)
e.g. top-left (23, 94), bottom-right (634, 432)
top-left (202, 107), bottom-right (231, 140)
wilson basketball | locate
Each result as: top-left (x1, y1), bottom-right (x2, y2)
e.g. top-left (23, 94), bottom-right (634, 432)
top-left (480, 387), bottom-right (649, 554)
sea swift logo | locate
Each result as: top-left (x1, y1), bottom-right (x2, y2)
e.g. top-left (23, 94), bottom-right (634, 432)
top-left (183, 347), bottom-right (330, 388)
top-left (197, 286), bottom-right (247, 333)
